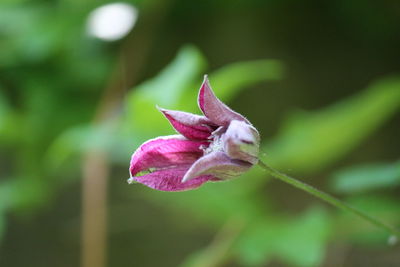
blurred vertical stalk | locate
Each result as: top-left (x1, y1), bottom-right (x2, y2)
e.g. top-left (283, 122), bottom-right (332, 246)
top-left (82, 150), bottom-right (109, 267)
top-left (81, 1), bottom-right (173, 267)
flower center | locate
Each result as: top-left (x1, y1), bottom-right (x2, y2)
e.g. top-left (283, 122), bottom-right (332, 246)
top-left (203, 126), bottom-right (226, 155)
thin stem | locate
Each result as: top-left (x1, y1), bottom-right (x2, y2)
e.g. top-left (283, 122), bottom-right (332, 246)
top-left (258, 160), bottom-right (400, 238)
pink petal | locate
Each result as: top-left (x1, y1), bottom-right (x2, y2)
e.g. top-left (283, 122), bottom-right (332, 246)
top-left (129, 166), bottom-right (218, 191)
top-left (223, 120), bottom-right (260, 164)
top-left (130, 135), bottom-right (208, 176)
top-left (158, 107), bottom-right (216, 140)
top-left (182, 151), bottom-right (252, 182)
top-left (198, 75), bottom-right (250, 126)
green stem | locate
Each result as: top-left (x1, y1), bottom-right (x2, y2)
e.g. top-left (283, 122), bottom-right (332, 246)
top-left (258, 160), bottom-right (400, 238)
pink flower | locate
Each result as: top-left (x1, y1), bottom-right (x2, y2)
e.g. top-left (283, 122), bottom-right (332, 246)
top-left (128, 76), bottom-right (260, 191)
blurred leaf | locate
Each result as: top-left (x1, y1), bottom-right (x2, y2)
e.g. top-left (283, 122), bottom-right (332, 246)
top-left (335, 194), bottom-right (400, 245)
top-left (44, 122), bottom-right (116, 173)
top-left (209, 59), bottom-right (283, 102)
top-left (0, 93), bottom-right (21, 144)
top-left (0, 185), bottom-right (9, 243)
top-left (235, 207), bottom-right (331, 267)
top-left (331, 161), bottom-right (400, 194)
top-left (0, 178), bottom-right (52, 214)
top-left (139, 179), bottom-right (267, 228)
top-left (0, 182), bottom-right (16, 211)
top-left (180, 218), bottom-right (245, 267)
top-left (0, 3), bottom-right (87, 65)
top-left (0, 90), bottom-right (11, 137)
top-left (0, 217), bottom-right (4, 243)
top-left (125, 45), bottom-right (207, 137)
top-left (267, 76), bottom-right (400, 173)
top-left (0, 212), bottom-right (5, 244)
top-left (178, 59), bottom-right (284, 111)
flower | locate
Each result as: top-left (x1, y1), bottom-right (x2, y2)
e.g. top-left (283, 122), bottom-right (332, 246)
top-left (128, 75), bottom-right (260, 191)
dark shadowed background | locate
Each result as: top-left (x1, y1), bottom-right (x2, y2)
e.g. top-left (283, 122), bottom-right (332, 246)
top-left (1, 0), bottom-right (400, 266)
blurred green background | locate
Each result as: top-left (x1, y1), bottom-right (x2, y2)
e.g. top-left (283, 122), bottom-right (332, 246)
top-left (1, 0), bottom-right (400, 266)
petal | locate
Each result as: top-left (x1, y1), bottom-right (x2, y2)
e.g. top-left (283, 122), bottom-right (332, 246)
top-left (198, 75), bottom-right (250, 126)
top-left (129, 166), bottom-right (218, 191)
top-left (158, 107), bottom-right (216, 140)
top-left (223, 120), bottom-right (260, 164)
top-left (182, 151), bottom-right (252, 182)
top-left (130, 135), bottom-right (208, 176)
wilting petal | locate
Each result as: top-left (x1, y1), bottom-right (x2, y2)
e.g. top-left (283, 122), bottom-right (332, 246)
top-left (198, 76), bottom-right (250, 126)
top-left (129, 166), bottom-right (218, 191)
top-left (223, 120), bottom-right (260, 164)
top-left (182, 151), bottom-right (252, 182)
top-left (158, 107), bottom-right (216, 140)
top-left (130, 135), bottom-right (208, 176)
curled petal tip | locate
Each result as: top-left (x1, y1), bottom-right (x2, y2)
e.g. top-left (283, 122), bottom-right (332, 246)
top-left (198, 76), bottom-right (250, 126)
top-left (158, 107), bottom-right (215, 140)
top-left (156, 105), bottom-right (166, 112)
top-left (156, 105), bottom-right (170, 116)
top-left (203, 74), bottom-right (210, 85)
top-left (156, 106), bottom-right (171, 117)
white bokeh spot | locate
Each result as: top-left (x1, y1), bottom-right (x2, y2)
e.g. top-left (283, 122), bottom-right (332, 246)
top-left (87, 2), bottom-right (138, 41)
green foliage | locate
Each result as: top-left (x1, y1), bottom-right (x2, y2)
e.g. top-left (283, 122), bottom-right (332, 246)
top-left (45, 123), bottom-right (116, 172)
top-left (3, 40), bottom-right (400, 263)
top-left (0, 0), bottom-right (113, 228)
top-left (2, 8), bottom-right (400, 261)
top-left (331, 161), bottom-right (400, 194)
top-left (125, 45), bottom-right (207, 137)
top-left (267, 76), bottom-right (400, 173)
top-left (117, 48), bottom-right (400, 266)
top-left (335, 194), bottom-right (400, 244)
top-left (0, 91), bottom-right (12, 141)
top-left (177, 59), bottom-right (284, 112)
top-left (0, 178), bottom-right (52, 214)
top-left (2, 1), bottom-right (400, 266)
top-left (0, 210), bottom-right (4, 243)
top-left (0, 185), bottom-right (10, 243)
top-left (207, 59), bottom-right (284, 102)
top-left (235, 208), bottom-right (331, 267)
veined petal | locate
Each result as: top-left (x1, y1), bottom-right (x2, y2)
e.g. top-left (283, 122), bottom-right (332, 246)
top-left (128, 166), bottom-right (218, 191)
top-left (198, 75), bottom-right (250, 126)
top-left (129, 135), bottom-right (208, 176)
top-left (182, 151), bottom-right (252, 182)
top-left (223, 120), bottom-right (260, 164)
top-left (158, 107), bottom-right (216, 140)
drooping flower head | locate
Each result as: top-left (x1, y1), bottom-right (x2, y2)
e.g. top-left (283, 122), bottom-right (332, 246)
top-left (128, 76), bottom-right (260, 191)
